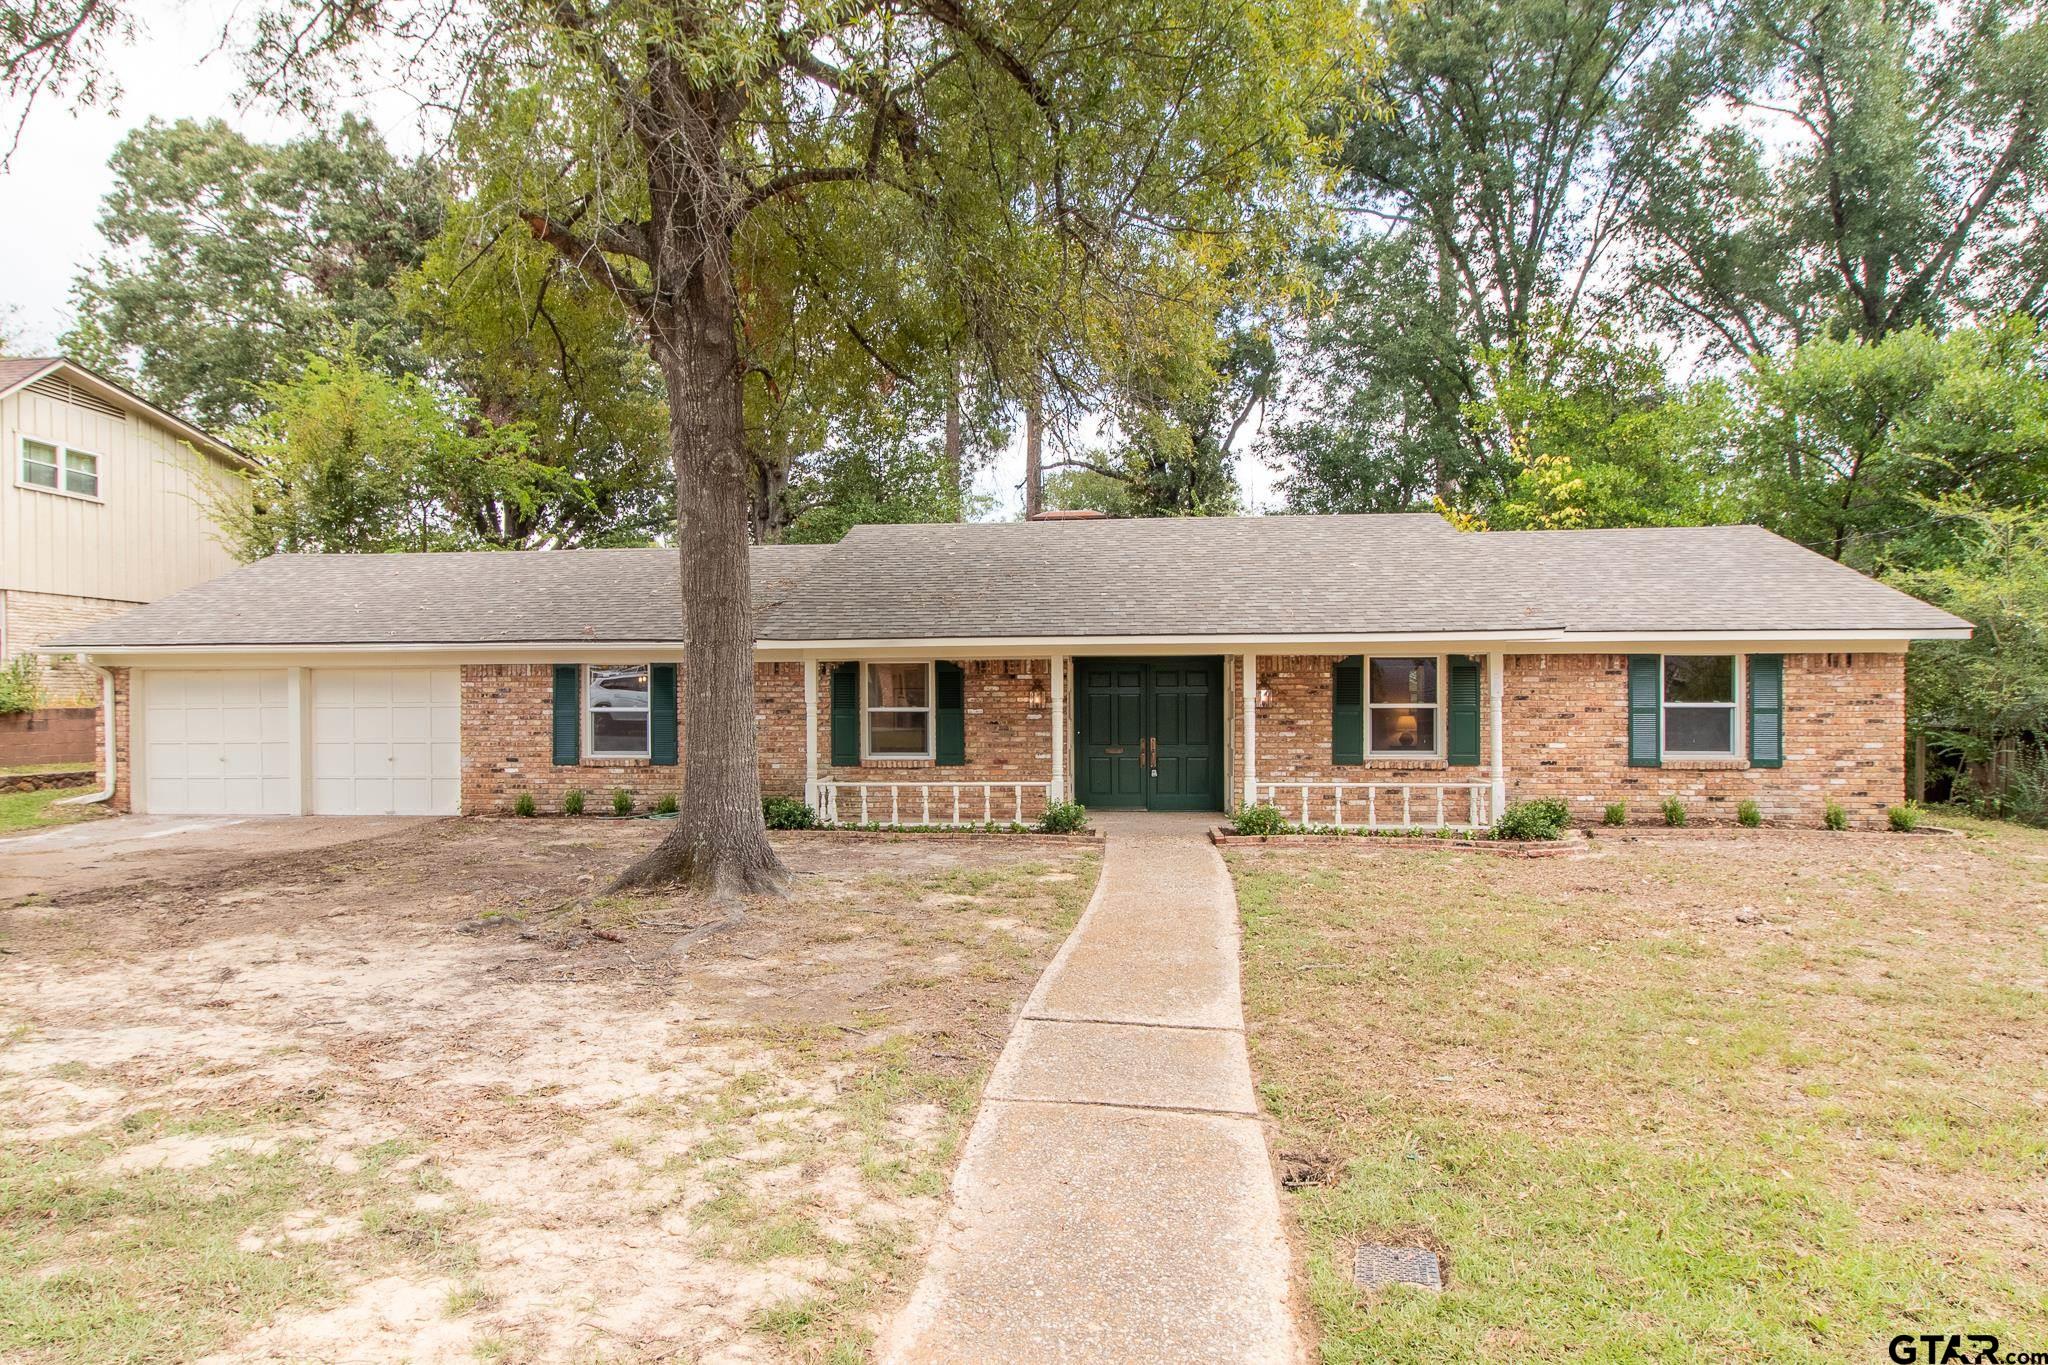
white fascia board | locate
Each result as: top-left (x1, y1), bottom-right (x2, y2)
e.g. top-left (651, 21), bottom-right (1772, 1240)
top-left (61, 625), bottom-right (1965, 668)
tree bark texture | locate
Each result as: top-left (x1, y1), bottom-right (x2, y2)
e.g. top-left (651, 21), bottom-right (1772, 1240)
top-left (1023, 394), bottom-right (1044, 520)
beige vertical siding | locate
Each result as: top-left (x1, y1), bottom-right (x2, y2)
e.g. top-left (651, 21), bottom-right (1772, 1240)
top-left (0, 385), bottom-right (242, 602)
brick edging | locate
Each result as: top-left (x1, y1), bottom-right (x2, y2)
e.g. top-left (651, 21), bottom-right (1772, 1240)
top-left (774, 829), bottom-right (1105, 846)
top-left (1584, 824), bottom-right (1964, 840)
top-left (1210, 827), bottom-right (1586, 858)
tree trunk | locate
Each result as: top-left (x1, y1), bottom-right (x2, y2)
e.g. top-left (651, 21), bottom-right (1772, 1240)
top-left (944, 356), bottom-right (965, 510)
top-left (612, 239), bottom-right (789, 900)
top-left (1023, 394), bottom-right (1044, 520)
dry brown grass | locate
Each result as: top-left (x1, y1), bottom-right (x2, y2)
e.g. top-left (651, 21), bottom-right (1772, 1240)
top-left (0, 819), bottom-right (1096, 1363)
top-left (1230, 816), bottom-right (2048, 1362)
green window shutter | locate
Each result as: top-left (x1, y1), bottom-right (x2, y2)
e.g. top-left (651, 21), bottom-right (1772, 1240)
top-left (1447, 656), bottom-right (1481, 766)
top-left (551, 664), bottom-right (581, 766)
top-left (935, 661), bottom-right (966, 767)
top-left (1748, 654), bottom-right (1784, 768)
top-left (1627, 654), bottom-right (1662, 768)
top-left (830, 663), bottom-right (860, 766)
top-left (649, 663), bottom-right (678, 766)
top-left (1331, 656), bottom-right (1364, 765)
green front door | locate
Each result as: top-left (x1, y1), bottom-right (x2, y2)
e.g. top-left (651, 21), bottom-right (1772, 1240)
top-left (1076, 658), bottom-right (1223, 811)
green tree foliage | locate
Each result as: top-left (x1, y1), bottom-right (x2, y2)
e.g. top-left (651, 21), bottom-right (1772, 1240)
top-left (63, 116), bottom-right (441, 428)
top-left (1276, 0), bottom-right (1714, 510)
top-left (1889, 502), bottom-right (2048, 753)
top-left (1467, 322), bottom-right (1736, 529)
top-left (1631, 0), bottom-right (2048, 357)
top-left (215, 349), bottom-right (578, 556)
top-left (1736, 318), bottom-right (2048, 564)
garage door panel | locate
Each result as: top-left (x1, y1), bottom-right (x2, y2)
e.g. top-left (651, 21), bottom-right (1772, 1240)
top-left (310, 668), bottom-right (460, 816)
top-left (140, 671), bottom-right (294, 816)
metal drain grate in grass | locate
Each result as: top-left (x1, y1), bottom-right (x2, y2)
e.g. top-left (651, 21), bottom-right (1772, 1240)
top-left (1353, 1245), bottom-right (1443, 1290)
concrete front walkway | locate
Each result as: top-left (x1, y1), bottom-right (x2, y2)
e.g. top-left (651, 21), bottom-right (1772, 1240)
top-left (882, 813), bottom-right (1299, 1364)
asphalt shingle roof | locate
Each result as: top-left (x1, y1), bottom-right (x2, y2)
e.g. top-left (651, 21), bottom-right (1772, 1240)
top-left (49, 515), bottom-right (1969, 650)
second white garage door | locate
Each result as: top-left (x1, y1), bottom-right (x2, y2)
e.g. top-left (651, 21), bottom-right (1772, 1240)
top-left (311, 668), bottom-right (462, 816)
top-left (140, 670), bottom-right (295, 815)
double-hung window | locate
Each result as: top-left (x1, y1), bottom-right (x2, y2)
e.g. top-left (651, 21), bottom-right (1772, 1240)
top-left (865, 662), bottom-right (933, 759)
top-left (1368, 656), bottom-right (1440, 756)
top-left (20, 437), bottom-right (98, 499)
top-left (1662, 655), bottom-right (1739, 757)
top-left (585, 664), bottom-right (651, 758)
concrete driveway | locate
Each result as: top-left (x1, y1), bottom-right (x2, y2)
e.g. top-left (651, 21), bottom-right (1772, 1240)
top-left (0, 814), bottom-right (440, 900)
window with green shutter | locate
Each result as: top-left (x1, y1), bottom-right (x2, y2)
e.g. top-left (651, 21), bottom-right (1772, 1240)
top-left (1627, 654), bottom-right (1661, 767)
top-left (1748, 654), bottom-right (1784, 768)
top-left (935, 662), bottom-right (966, 766)
top-left (829, 663), bottom-right (860, 766)
top-left (1446, 656), bottom-right (1481, 766)
top-left (1331, 656), bottom-right (1363, 765)
top-left (649, 663), bottom-right (678, 766)
top-left (551, 664), bottom-right (580, 766)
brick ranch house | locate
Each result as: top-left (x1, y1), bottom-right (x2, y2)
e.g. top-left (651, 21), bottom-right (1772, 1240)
top-left (49, 513), bottom-right (1970, 828)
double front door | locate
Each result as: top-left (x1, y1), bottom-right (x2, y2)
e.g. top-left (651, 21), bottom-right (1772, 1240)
top-left (1075, 657), bottom-right (1223, 811)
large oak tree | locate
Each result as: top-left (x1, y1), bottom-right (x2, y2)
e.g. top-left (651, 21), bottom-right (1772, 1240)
top-left (214, 0), bottom-right (1360, 896)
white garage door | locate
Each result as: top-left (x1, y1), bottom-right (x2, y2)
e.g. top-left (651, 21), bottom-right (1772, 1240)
top-left (140, 670), bottom-right (296, 815)
top-left (312, 668), bottom-right (461, 815)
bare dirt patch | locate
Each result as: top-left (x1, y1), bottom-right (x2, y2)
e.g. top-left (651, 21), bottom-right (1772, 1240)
top-left (0, 818), bottom-right (1097, 1363)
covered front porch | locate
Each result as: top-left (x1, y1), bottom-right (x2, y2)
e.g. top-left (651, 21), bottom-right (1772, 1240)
top-left (775, 646), bottom-right (1510, 832)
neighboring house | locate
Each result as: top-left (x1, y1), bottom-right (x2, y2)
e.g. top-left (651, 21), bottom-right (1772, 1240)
top-left (0, 357), bottom-right (245, 700)
top-left (49, 514), bottom-right (1970, 827)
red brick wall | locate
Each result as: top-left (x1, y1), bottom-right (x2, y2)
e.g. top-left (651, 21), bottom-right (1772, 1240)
top-left (0, 706), bottom-right (96, 766)
top-left (1500, 651), bottom-right (1904, 826)
top-left (814, 658), bottom-right (1055, 823)
top-left (1236, 650), bottom-right (1905, 828)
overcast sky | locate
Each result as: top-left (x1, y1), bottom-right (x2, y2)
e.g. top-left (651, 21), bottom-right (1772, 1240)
top-left (0, 2), bottom-right (1282, 518)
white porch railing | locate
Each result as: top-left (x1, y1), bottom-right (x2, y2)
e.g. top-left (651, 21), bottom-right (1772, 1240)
top-left (812, 780), bottom-right (1056, 827)
top-left (1256, 781), bottom-right (1494, 831)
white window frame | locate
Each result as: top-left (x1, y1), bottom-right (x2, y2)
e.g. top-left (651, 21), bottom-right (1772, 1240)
top-left (16, 435), bottom-right (102, 502)
top-left (17, 435), bottom-right (102, 505)
top-left (1660, 653), bottom-right (1744, 759)
top-left (1365, 653), bottom-right (1446, 758)
top-left (584, 663), bottom-right (652, 760)
top-left (863, 660), bottom-right (936, 761)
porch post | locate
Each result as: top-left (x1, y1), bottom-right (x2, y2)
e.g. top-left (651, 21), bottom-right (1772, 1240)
top-left (1241, 651), bottom-right (1258, 808)
top-left (802, 654), bottom-right (819, 809)
top-left (1488, 650), bottom-right (1506, 818)
top-left (1050, 655), bottom-right (1066, 802)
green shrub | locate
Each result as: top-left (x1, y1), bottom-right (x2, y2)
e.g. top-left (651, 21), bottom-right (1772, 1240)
top-left (654, 792), bottom-right (678, 815)
top-left (0, 655), bottom-right (45, 715)
top-left (612, 788), bottom-right (633, 817)
top-left (1036, 800), bottom-right (1088, 834)
top-left (1823, 799), bottom-right (1848, 831)
top-left (1232, 803), bottom-right (1288, 836)
top-left (1601, 800), bottom-right (1627, 827)
top-left (562, 789), bottom-right (585, 816)
top-left (512, 792), bottom-right (536, 818)
top-left (1661, 796), bottom-right (1687, 827)
top-left (762, 795), bottom-right (819, 830)
top-left (1887, 802), bottom-right (1920, 832)
top-left (1491, 798), bottom-right (1571, 841)
top-left (1736, 799), bottom-right (1761, 828)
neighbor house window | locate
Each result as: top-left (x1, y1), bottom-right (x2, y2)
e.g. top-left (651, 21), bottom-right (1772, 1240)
top-left (1368, 656), bottom-right (1440, 756)
top-left (18, 437), bottom-right (99, 499)
top-left (1662, 655), bottom-right (1739, 756)
top-left (865, 662), bottom-right (933, 759)
top-left (585, 664), bottom-right (651, 757)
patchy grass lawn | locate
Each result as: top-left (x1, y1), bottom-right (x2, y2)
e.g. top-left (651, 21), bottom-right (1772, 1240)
top-left (0, 786), bottom-right (102, 836)
top-left (0, 820), bottom-right (1096, 1363)
top-left (1230, 816), bottom-right (2048, 1363)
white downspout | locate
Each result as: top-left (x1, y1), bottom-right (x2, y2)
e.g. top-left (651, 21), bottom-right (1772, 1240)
top-left (59, 659), bottom-right (117, 806)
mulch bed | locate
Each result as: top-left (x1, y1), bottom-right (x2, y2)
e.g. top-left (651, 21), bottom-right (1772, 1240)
top-left (1211, 827), bottom-right (1586, 858)
top-left (1586, 824), bottom-right (1963, 840)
